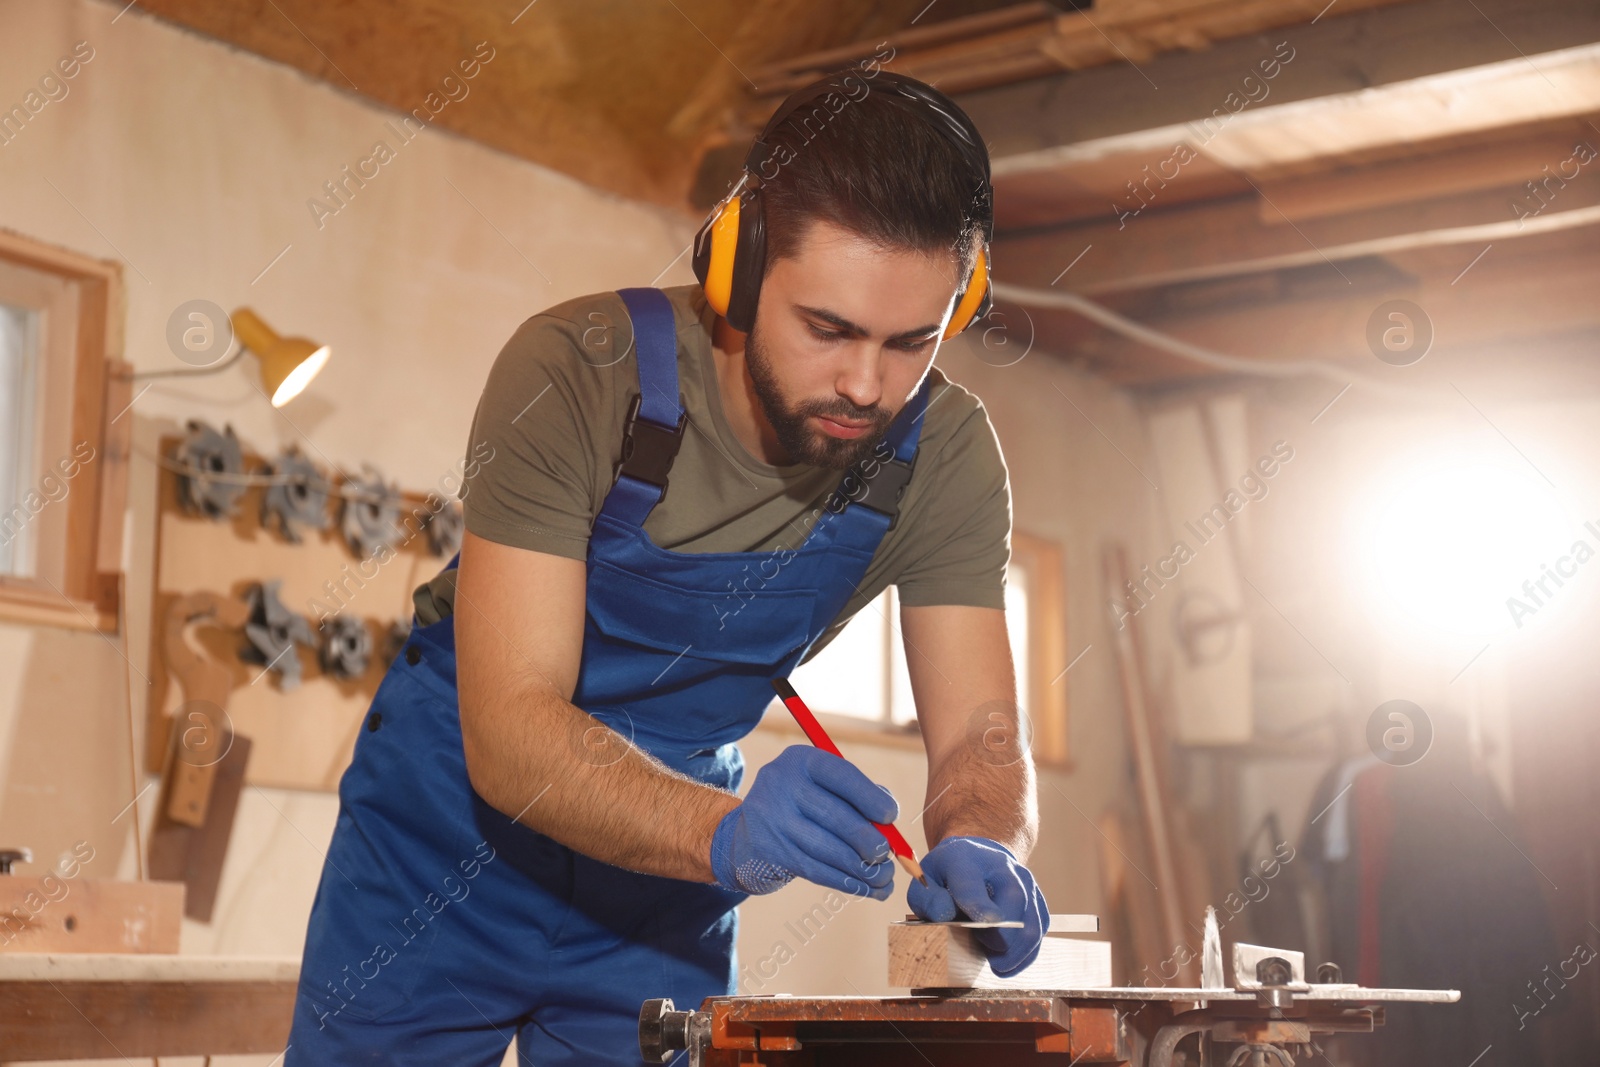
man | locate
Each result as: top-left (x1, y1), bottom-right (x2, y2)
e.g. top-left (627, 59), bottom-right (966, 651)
top-left (287, 68), bottom-right (1046, 1065)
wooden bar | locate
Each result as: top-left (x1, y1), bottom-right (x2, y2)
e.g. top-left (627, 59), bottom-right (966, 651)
top-left (0, 954), bottom-right (297, 1062)
top-left (889, 923), bottom-right (1113, 989)
top-left (746, 0), bottom-right (1415, 102)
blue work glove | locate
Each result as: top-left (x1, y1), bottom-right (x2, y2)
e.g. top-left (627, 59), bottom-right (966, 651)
top-left (906, 836), bottom-right (1049, 977)
top-left (710, 746), bottom-right (899, 899)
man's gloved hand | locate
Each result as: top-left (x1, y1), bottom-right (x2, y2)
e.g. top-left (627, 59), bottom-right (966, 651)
top-left (906, 836), bottom-right (1049, 977)
top-left (710, 746), bottom-right (899, 899)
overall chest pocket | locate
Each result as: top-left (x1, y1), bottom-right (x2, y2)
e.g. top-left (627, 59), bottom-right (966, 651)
top-left (585, 557), bottom-right (819, 666)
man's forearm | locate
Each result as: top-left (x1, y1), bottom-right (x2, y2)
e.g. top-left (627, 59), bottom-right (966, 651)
top-left (922, 743), bottom-right (1039, 860)
top-left (460, 683), bottom-right (739, 883)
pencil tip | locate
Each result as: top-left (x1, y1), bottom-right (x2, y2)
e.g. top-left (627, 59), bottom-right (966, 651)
top-left (897, 853), bottom-right (928, 887)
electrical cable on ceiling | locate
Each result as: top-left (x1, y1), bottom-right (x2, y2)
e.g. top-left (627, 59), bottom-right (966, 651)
top-left (990, 281), bottom-right (1443, 401)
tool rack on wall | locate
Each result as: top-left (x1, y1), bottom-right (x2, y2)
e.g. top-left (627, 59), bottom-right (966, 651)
top-left (141, 420), bottom-right (465, 919)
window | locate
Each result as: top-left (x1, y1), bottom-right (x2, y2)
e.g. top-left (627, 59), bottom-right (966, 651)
top-left (0, 301), bottom-right (41, 576)
top-left (0, 230), bottom-right (129, 631)
top-left (786, 530), bottom-right (1070, 765)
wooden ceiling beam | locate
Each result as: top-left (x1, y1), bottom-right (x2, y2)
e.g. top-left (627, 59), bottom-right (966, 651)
top-left (947, 0), bottom-right (1600, 390)
top-left (1252, 118), bottom-right (1600, 224)
top-left (985, 40), bottom-right (1600, 191)
top-left (743, 0), bottom-right (1415, 105)
top-left (995, 172), bottom-right (1600, 295)
top-left (1019, 236), bottom-right (1600, 388)
top-left (982, 40), bottom-right (1600, 230)
top-left (750, 2), bottom-right (1056, 82)
top-left (1185, 44), bottom-right (1600, 176)
top-left (962, 0), bottom-right (1600, 166)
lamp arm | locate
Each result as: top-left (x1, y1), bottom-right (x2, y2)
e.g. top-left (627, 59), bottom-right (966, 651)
top-left (129, 342), bottom-right (248, 380)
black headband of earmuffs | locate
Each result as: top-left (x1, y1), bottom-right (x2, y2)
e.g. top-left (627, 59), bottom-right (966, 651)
top-left (745, 70), bottom-right (994, 242)
top-left (693, 69), bottom-right (994, 334)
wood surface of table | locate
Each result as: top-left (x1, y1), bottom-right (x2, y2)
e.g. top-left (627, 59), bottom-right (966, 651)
top-left (0, 954), bottom-right (299, 1062)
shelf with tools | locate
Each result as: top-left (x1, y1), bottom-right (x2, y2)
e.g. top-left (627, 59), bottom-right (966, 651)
top-left (140, 421), bottom-right (466, 921)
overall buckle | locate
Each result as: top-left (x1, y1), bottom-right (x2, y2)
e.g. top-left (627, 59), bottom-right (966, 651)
top-left (827, 450), bottom-right (916, 529)
top-left (616, 393), bottom-right (686, 498)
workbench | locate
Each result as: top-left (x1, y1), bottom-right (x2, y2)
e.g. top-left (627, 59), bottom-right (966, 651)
top-left (641, 983), bottom-right (1461, 1065)
top-left (0, 954), bottom-right (297, 1061)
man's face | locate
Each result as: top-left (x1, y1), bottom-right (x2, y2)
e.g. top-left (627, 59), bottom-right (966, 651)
top-left (744, 218), bottom-right (962, 469)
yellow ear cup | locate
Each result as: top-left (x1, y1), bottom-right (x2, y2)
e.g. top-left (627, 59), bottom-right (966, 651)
top-left (942, 245), bottom-right (989, 340)
top-left (702, 194), bottom-right (743, 317)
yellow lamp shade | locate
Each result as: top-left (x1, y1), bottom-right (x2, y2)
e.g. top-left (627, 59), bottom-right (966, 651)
top-left (230, 307), bottom-right (331, 407)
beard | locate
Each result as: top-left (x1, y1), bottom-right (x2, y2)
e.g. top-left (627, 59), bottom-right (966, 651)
top-left (744, 323), bottom-right (896, 470)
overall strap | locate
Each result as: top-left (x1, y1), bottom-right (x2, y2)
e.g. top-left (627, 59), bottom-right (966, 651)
top-left (602, 288), bottom-right (687, 526)
top-left (619, 288), bottom-right (682, 427)
top-left (824, 375), bottom-right (932, 527)
top-left (887, 378), bottom-right (931, 455)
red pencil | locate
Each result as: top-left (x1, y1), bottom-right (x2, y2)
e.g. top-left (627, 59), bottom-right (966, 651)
top-left (770, 677), bottom-right (928, 886)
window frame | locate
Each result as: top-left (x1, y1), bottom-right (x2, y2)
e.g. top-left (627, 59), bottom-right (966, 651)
top-left (0, 228), bottom-right (130, 632)
top-left (1010, 529), bottom-right (1071, 768)
top-left (765, 528), bottom-right (1072, 768)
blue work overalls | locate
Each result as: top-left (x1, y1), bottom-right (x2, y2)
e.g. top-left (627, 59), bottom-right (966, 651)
top-left (286, 289), bottom-right (930, 1065)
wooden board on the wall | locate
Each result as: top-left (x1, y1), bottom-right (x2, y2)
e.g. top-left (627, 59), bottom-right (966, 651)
top-left (0, 879), bottom-right (183, 954)
top-left (144, 434), bottom-right (457, 792)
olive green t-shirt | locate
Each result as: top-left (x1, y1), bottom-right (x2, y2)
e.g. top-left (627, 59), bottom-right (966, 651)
top-left (414, 284), bottom-right (1011, 661)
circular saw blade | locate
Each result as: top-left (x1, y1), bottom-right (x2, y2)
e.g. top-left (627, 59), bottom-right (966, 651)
top-left (261, 448), bottom-right (332, 543)
top-left (423, 500), bottom-right (464, 557)
top-left (341, 466), bottom-right (401, 560)
top-left (319, 614), bottom-right (373, 679)
top-left (240, 579), bottom-right (316, 690)
top-left (176, 420), bottom-right (246, 521)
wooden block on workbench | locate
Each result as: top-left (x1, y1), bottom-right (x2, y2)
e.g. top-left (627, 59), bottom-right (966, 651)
top-left (899, 913), bottom-right (1100, 933)
top-left (0, 879), bottom-right (184, 953)
top-left (889, 923), bottom-right (1113, 989)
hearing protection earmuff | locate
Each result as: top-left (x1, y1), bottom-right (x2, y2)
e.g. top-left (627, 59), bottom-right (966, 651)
top-left (692, 70), bottom-right (994, 340)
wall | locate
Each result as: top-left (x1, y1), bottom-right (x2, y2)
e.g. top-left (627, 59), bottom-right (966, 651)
top-left (0, 2), bottom-right (1151, 1060)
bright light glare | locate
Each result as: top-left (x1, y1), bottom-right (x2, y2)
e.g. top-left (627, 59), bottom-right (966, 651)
top-left (1358, 457), bottom-right (1577, 638)
top-left (272, 345), bottom-right (331, 407)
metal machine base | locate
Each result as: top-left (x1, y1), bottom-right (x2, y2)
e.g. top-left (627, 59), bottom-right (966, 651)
top-left (639, 982), bottom-right (1459, 1065)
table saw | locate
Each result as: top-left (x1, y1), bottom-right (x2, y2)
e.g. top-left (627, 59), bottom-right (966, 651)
top-left (639, 947), bottom-right (1459, 1065)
